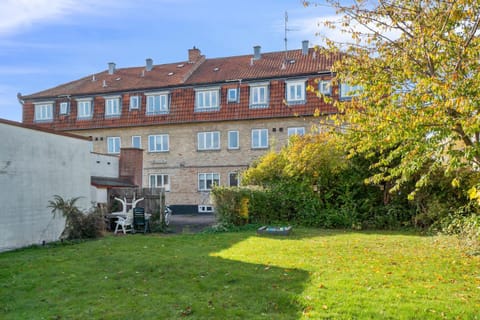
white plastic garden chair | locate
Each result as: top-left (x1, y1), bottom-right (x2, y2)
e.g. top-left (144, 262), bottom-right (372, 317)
top-left (114, 211), bottom-right (133, 234)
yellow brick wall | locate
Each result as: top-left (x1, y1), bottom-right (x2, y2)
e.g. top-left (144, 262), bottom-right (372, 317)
top-left (69, 116), bottom-right (321, 206)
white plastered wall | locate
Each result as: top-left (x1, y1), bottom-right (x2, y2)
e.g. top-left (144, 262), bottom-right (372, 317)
top-left (0, 122), bottom-right (91, 252)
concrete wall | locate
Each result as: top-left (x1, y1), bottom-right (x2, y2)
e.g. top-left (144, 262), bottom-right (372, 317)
top-left (0, 121), bottom-right (91, 252)
top-left (91, 153), bottom-right (118, 178)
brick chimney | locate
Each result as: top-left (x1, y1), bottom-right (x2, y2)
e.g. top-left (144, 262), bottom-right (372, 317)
top-left (188, 46), bottom-right (201, 63)
top-left (119, 148), bottom-right (143, 187)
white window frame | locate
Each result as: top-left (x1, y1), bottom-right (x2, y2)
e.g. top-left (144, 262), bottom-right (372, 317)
top-left (227, 88), bottom-right (239, 103)
top-left (34, 102), bottom-right (53, 121)
top-left (198, 173), bottom-right (220, 191)
top-left (77, 98), bottom-right (93, 119)
top-left (287, 127), bottom-right (305, 137)
top-left (149, 174), bottom-right (171, 191)
top-left (148, 134), bottom-right (169, 152)
top-left (145, 91), bottom-right (169, 115)
top-left (228, 130), bottom-right (239, 150)
top-left (107, 137), bottom-right (121, 154)
top-left (195, 87), bottom-right (220, 111)
top-left (249, 82), bottom-right (269, 109)
top-left (340, 83), bottom-right (362, 100)
top-left (197, 131), bottom-right (220, 151)
top-left (285, 79), bottom-right (306, 105)
top-left (59, 102), bottom-right (70, 115)
top-left (129, 96), bottom-right (140, 110)
top-left (105, 96), bottom-right (121, 117)
top-left (251, 128), bottom-right (269, 149)
top-left (132, 135), bottom-right (141, 149)
top-left (319, 80), bottom-right (332, 96)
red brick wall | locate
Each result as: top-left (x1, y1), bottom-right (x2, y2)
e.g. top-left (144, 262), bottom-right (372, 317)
top-left (21, 76), bottom-right (338, 131)
top-left (119, 148), bottom-right (143, 187)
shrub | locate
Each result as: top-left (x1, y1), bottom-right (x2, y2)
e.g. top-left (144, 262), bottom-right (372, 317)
top-left (48, 195), bottom-right (105, 240)
top-left (211, 187), bottom-right (251, 225)
top-left (239, 132), bottom-right (419, 229)
top-left (439, 212), bottom-right (480, 255)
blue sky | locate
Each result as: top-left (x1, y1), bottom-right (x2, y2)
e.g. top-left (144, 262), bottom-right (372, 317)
top-left (0, 0), bottom-right (340, 121)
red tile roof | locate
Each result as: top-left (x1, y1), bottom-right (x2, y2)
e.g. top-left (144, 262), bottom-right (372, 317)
top-left (20, 46), bottom-right (341, 130)
top-left (186, 48), bottom-right (339, 85)
top-left (21, 59), bottom-right (204, 100)
top-left (21, 47), bottom-right (339, 100)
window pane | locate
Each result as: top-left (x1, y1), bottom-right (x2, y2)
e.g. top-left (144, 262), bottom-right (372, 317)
top-left (163, 135), bottom-right (169, 150)
top-left (148, 136), bottom-right (154, 151)
top-left (198, 133), bottom-right (205, 149)
top-left (213, 132), bottom-right (219, 148)
top-left (228, 131), bottom-right (239, 149)
top-left (132, 136), bottom-right (141, 148)
top-left (150, 175), bottom-right (155, 187)
top-left (229, 173), bottom-right (238, 186)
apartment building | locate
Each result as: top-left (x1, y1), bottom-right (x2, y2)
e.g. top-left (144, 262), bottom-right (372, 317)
top-left (20, 41), bottom-right (345, 213)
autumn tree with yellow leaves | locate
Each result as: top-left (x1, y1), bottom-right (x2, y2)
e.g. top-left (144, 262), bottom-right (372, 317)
top-left (306, 0), bottom-right (480, 200)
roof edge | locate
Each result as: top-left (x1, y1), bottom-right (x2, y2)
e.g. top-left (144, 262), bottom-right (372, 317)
top-left (0, 118), bottom-right (91, 141)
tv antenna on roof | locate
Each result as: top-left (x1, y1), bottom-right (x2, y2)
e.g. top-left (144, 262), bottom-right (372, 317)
top-left (284, 11), bottom-right (299, 62)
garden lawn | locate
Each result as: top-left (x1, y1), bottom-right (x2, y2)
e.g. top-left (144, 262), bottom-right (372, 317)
top-left (0, 229), bottom-right (479, 319)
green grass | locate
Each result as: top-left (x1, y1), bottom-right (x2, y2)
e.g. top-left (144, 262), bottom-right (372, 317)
top-left (1, 229), bottom-right (479, 319)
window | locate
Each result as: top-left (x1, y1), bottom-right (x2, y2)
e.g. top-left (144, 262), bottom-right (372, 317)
top-left (229, 172), bottom-right (239, 187)
top-left (195, 88), bottom-right (220, 111)
top-left (249, 83), bottom-right (269, 108)
top-left (145, 92), bottom-right (169, 115)
top-left (34, 103), bottom-right (53, 121)
top-left (105, 96), bottom-right (121, 117)
top-left (228, 130), bottom-right (239, 149)
top-left (77, 98), bottom-right (93, 119)
top-left (149, 174), bottom-right (170, 191)
top-left (107, 137), bottom-right (121, 154)
top-left (132, 136), bottom-right (141, 148)
top-left (148, 134), bottom-right (169, 152)
top-left (130, 96), bottom-right (140, 110)
top-left (198, 173), bottom-right (220, 191)
top-left (59, 102), bottom-right (70, 115)
top-left (251, 129), bottom-right (268, 149)
top-left (197, 131), bottom-right (220, 150)
top-left (287, 127), bottom-right (305, 137)
top-left (340, 83), bottom-right (362, 100)
top-left (319, 80), bottom-right (332, 96)
top-left (227, 88), bottom-right (239, 103)
top-left (286, 79), bottom-right (306, 104)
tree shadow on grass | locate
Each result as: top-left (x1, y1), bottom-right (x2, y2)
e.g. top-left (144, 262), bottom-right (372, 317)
top-left (0, 233), bottom-right (309, 320)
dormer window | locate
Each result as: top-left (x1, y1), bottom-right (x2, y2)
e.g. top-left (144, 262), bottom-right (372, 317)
top-left (195, 87), bottom-right (220, 112)
top-left (318, 80), bottom-right (332, 96)
top-left (249, 82), bottom-right (269, 109)
top-left (76, 98), bottom-right (93, 119)
top-left (129, 96), bottom-right (140, 110)
top-left (145, 91), bottom-right (169, 115)
top-left (285, 79), bottom-right (306, 105)
top-left (59, 102), bottom-right (70, 115)
top-left (340, 83), bottom-right (363, 100)
top-left (227, 88), bottom-right (239, 103)
top-left (105, 96), bottom-right (121, 117)
top-left (34, 102), bottom-right (53, 122)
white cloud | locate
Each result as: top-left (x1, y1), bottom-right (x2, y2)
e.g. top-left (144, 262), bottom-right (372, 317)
top-left (0, 0), bottom-right (135, 36)
top-left (292, 15), bottom-right (402, 48)
top-left (0, 66), bottom-right (48, 76)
